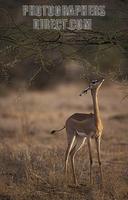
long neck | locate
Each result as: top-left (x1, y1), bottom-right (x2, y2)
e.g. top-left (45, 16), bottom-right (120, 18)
top-left (91, 90), bottom-right (102, 128)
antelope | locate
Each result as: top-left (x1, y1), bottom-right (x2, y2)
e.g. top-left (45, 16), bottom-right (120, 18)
top-left (51, 79), bottom-right (104, 186)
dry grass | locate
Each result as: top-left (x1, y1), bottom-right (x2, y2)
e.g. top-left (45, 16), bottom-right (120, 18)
top-left (0, 82), bottom-right (128, 200)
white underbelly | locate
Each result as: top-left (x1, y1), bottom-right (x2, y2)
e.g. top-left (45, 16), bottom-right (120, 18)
top-left (76, 130), bottom-right (94, 137)
top-left (76, 130), bottom-right (87, 137)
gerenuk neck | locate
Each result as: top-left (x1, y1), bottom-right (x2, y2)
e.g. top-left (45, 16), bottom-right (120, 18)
top-left (91, 89), bottom-right (102, 131)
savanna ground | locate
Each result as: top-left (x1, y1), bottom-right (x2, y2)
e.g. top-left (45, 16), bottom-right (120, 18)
top-left (0, 82), bottom-right (128, 200)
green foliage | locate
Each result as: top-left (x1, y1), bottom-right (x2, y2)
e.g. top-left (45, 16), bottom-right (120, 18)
top-left (0, 20), bottom-right (128, 88)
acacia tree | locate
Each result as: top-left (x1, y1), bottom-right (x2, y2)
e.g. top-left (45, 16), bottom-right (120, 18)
top-left (0, 6), bottom-right (128, 90)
